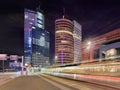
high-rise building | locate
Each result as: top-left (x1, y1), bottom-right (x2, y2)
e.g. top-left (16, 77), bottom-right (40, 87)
top-left (55, 18), bottom-right (74, 64)
top-left (82, 28), bottom-right (120, 62)
top-left (24, 9), bottom-right (49, 67)
top-left (55, 15), bottom-right (82, 64)
top-left (73, 20), bottom-right (82, 63)
top-left (24, 9), bottom-right (36, 64)
top-left (32, 26), bottom-right (50, 67)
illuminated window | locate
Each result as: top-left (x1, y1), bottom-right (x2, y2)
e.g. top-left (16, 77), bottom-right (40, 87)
top-left (25, 14), bottom-right (28, 19)
top-left (37, 23), bottom-right (43, 29)
top-left (37, 20), bottom-right (43, 24)
top-left (37, 12), bottom-right (43, 20)
top-left (28, 37), bottom-right (32, 47)
top-left (39, 36), bottom-right (45, 46)
top-left (106, 49), bottom-right (117, 57)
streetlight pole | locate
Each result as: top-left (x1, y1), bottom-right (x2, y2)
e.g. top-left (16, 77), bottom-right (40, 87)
top-left (2, 60), bottom-right (4, 73)
top-left (21, 56), bottom-right (24, 75)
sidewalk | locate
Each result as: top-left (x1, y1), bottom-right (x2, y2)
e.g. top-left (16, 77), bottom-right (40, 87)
top-left (0, 77), bottom-right (12, 86)
top-left (0, 72), bottom-right (20, 86)
top-left (0, 76), bottom-right (63, 90)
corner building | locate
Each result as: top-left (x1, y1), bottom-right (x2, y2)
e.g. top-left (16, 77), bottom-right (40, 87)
top-left (82, 28), bottom-right (120, 61)
top-left (55, 18), bottom-right (74, 64)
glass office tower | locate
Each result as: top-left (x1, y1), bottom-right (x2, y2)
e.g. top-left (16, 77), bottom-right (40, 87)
top-left (24, 9), bottom-right (36, 64)
top-left (24, 9), bottom-right (49, 67)
top-left (32, 27), bottom-right (50, 67)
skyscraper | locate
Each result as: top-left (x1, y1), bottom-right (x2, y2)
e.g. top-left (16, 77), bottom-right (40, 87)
top-left (32, 26), bottom-right (50, 67)
top-left (73, 20), bottom-right (82, 63)
top-left (24, 9), bottom-right (36, 64)
top-left (24, 9), bottom-right (50, 67)
top-left (55, 18), bottom-right (74, 64)
top-left (55, 15), bottom-right (82, 64)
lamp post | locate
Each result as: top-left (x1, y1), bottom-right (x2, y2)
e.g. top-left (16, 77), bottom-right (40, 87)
top-left (87, 41), bottom-right (91, 62)
top-left (21, 56), bottom-right (24, 75)
top-left (19, 56), bottom-right (24, 75)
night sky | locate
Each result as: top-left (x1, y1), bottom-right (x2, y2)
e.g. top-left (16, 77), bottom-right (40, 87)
top-left (0, 0), bottom-right (120, 59)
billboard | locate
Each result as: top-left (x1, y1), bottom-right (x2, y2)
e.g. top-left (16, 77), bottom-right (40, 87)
top-left (10, 55), bottom-right (18, 60)
top-left (0, 54), bottom-right (7, 60)
top-left (9, 62), bottom-right (22, 67)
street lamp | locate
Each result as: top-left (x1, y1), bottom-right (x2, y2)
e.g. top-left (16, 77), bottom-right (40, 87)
top-left (87, 41), bottom-right (91, 62)
top-left (55, 55), bottom-right (58, 64)
top-left (88, 41), bottom-right (91, 46)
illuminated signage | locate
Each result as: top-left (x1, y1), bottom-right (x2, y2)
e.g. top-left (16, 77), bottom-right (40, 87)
top-left (10, 55), bottom-right (18, 60)
top-left (0, 54), bottom-right (7, 60)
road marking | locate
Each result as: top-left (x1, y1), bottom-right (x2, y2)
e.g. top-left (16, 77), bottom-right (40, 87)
top-left (37, 75), bottom-right (74, 90)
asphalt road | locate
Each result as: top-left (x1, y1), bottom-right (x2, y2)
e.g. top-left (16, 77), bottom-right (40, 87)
top-left (40, 74), bottom-right (119, 90)
top-left (0, 75), bottom-right (74, 90)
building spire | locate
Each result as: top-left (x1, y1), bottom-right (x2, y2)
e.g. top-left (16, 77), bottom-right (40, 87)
top-left (36, 5), bottom-right (41, 11)
top-left (38, 5), bottom-right (40, 10)
top-left (62, 8), bottom-right (65, 19)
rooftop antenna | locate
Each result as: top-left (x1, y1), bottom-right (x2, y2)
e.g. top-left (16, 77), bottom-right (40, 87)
top-left (38, 5), bottom-right (40, 10)
top-left (62, 8), bottom-right (65, 19)
top-left (36, 5), bottom-right (40, 10)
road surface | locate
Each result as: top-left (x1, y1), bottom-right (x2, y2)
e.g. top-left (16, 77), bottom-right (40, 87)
top-left (0, 72), bottom-right (19, 86)
top-left (0, 73), bottom-right (118, 90)
top-left (40, 73), bottom-right (119, 90)
top-left (0, 75), bottom-right (77, 90)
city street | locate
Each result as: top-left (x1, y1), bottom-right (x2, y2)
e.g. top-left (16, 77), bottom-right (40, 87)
top-left (40, 74), bottom-right (119, 90)
top-left (0, 73), bottom-right (119, 90)
top-left (0, 75), bottom-right (76, 90)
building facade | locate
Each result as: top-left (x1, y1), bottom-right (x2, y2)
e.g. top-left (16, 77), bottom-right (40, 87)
top-left (24, 9), bottom-right (36, 64)
top-left (82, 28), bottom-right (120, 62)
top-left (73, 20), bottom-right (82, 63)
top-left (55, 18), bottom-right (74, 64)
top-left (32, 27), bottom-right (50, 67)
top-left (55, 17), bottom-right (82, 64)
top-left (24, 9), bottom-right (49, 67)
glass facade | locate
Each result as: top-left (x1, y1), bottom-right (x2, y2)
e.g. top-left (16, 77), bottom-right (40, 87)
top-left (32, 27), bottom-right (50, 67)
top-left (24, 9), bottom-right (36, 64)
top-left (24, 9), bottom-right (49, 67)
top-left (73, 20), bottom-right (82, 63)
top-left (36, 11), bottom-right (44, 29)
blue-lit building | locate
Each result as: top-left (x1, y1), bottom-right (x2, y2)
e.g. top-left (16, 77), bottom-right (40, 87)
top-left (32, 26), bottom-right (50, 66)
top-left (24, 9), bottom-right (36, 64)
top-left (24, 9), bottom-right (50, 67)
